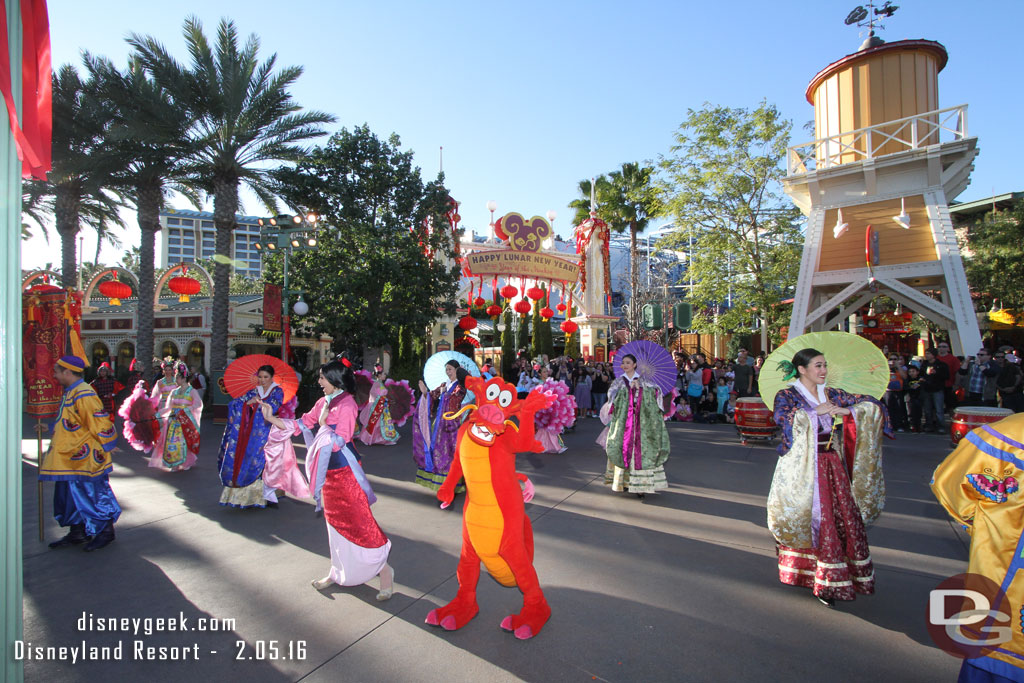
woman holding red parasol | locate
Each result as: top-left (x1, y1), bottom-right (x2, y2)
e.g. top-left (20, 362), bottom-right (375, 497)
top-left (147, 361), bottom-right (203, 471)
top-left (217, 361), bottom-right (286, 508)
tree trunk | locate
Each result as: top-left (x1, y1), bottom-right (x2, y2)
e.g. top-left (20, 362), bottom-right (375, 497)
top-left (211, 176), bottom-right (240, 374)
top-left (629, 221), bottom-right (639, 306)
top-left (135, 182), bottom-right (163, 375)
top-left (54, 187), bottom-right (81, 288)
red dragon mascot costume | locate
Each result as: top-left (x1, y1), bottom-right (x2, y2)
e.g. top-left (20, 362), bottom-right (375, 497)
top-left (425, 374), bottom-right (555, 639)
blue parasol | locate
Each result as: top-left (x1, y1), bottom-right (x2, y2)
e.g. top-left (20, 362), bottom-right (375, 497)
top-left (423, 350), bottom-right (482, 391)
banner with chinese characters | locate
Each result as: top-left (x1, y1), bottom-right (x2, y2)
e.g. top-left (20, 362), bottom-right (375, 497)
top-left (22, 286), bottom-right (82, 418)
top-left (263, 284), bottom-right (282, 332)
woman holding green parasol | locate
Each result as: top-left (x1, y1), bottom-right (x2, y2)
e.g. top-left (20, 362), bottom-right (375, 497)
top-left (763, 334), bottom-right (892, 607)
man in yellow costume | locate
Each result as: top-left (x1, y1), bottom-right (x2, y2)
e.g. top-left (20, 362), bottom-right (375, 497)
top-left (932, 412), bottom-right (1024, 682)
top-left (41, 355), bottom-right (121, 551)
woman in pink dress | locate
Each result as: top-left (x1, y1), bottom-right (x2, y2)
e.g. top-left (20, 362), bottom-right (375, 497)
top-left (149, 362), bottom-right (202, 471)
top-left (358, 368), bottom-right (399, 446)
top-left (261, 359), bottom-right (394, 599)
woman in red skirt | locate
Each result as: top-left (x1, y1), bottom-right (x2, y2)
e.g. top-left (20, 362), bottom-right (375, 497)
top-left (767, 348), bottom-right (892, 606)
top-left (261, 358), bottom-right (394, 600)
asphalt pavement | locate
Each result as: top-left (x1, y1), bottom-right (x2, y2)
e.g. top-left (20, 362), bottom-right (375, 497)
top-left (19, 411), bottom-right (969, 682)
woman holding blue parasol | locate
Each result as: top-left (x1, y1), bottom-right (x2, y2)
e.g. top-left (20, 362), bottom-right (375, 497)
top-left (412, 351), bottom-right (480, 492)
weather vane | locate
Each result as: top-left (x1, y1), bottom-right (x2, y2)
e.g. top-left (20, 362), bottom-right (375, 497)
top-left (845, 1), bottom-right (899, 47)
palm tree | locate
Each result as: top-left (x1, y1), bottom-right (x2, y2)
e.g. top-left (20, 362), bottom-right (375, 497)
top-left (602, 162), bottom-right (660, 309)
top-left (568, 176), bottom-right (609, 226)
top-left (86, 53), bottom-right (200, 374)
top-left (35, 64), bottom-right (126, 287)
top-left (129, 17), bottom-right (335, 374)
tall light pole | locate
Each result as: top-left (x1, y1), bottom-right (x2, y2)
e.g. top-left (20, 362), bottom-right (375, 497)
top-left (255, 213), bottom-right (319, 364)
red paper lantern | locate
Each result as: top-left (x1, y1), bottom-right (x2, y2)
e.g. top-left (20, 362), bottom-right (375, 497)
top-left (169, 275), bottom-right (201, 302)
top-left (556, 303), bottom-right (567, 312)
top-left (514, 300), bottom-right (531, 316)
top-left (526, 287), bottom-right (544, 301)
top-left (500, 285), bottom-right (518, 299)
top-left (486, 304), bottom-right (502, 317)
top-left (494, 217), bottom-right (508, 241)
top-left (98, 277), bottom-right (132, 306)
top-left (458, 315), bottom-right (478, 331)
top-left (473, 296), bottom-right (486, 307)
top-left (540, 307), bottom-right (554, 319)
top-left (560, 320), bottom-right (578, 334)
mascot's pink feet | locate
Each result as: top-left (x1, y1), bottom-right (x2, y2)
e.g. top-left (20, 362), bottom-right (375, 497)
top-left (499, 600), bottom-right (551, 640)
top-left (425, 597), bottom-right (479, 631)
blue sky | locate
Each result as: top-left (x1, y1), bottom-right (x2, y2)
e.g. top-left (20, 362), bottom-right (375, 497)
top-left (25, 0), bottom-right (1024, 268)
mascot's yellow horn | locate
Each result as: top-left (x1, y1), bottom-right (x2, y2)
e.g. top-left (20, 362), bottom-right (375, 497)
top-left (443, 405), bottom-right (476, 422)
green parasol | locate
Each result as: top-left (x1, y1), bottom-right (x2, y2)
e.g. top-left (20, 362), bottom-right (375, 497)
top-left (758, 331), bottom-right (889, 408)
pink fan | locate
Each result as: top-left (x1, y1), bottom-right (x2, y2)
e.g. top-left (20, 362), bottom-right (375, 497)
top-left (530, 379), bottom-right (577, 432)
top-left (118, 381), bottom-right (159, 452)
top-left (385, 379), bottom-right (416, 426)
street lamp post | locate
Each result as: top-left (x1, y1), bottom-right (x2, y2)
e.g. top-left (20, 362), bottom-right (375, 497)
top-left (255, 213), bottom-right (319, 364)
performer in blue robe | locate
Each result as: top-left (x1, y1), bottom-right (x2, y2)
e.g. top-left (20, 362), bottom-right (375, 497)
top-left (217, 365), bottom-right (284, 508)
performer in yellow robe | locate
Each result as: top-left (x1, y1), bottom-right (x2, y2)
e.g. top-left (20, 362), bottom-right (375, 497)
top-left (932, 413), bottom-right (1024, 682)
top-left (40, 355), bottom-right (121, 551)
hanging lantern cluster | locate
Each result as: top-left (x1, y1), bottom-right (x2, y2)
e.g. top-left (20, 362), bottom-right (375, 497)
top-left (98, 272), bottom-right (132, 306)
top-left (168, 265), bottom-right (201, 302)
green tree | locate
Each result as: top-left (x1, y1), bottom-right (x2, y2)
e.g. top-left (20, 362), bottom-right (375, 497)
top-left (516, 307), bottom-right (530, 357)
top-left (658, 101), bottom-right (803, 346)
top-left (530, 298), bottom-right (543, 358)
top-left (962, 199), bottom-right (1024, 310)
top-left (86, 53), bottom-right (200, 373)
top-left (501, 310), bottom-right (516, 380)
top-left (26, 64), bottom-right (126, 287)
top-left (537, 285), bottom-right (554, 357)
top-left (270, 125), bottom-right (461, 354)
top-left (570, 164), bottom-right (660, 338)
top-left (129, 16), bottom-right (335, 374)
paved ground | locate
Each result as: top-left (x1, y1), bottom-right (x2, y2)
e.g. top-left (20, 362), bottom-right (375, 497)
top-left (19, 411), bottom-right (969, 682)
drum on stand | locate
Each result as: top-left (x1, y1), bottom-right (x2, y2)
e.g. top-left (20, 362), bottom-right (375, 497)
top-left (735, 397), bottom-right (777, 445)
top-left (951, 406), bottom-right (1014, 446)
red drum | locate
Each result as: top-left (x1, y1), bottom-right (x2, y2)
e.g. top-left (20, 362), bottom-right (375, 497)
top-left (735, 397), bottom-right (777, 444)
top-left (950, 406), bottom-right (1013, 446)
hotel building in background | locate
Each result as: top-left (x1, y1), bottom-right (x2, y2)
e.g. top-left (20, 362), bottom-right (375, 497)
top-left (159, 208), bottom-right (264, 278)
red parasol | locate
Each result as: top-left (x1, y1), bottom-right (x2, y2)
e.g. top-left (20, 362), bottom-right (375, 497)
top-left (223, 355), bottom-right (299, 403)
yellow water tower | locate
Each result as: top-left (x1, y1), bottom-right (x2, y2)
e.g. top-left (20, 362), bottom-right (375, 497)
top-left (783, 18), bottom-right (981, 355)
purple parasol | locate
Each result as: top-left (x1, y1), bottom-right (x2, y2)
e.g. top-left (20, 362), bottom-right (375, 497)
top-left (613, 340), bottom-right (677, 394)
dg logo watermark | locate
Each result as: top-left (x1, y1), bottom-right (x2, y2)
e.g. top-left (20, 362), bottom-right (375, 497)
top-left (927, 573), bottom-right (1015, 659)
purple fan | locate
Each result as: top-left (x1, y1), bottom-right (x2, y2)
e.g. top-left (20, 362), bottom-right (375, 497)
top-left (613, 340), bottom-right (677, 394)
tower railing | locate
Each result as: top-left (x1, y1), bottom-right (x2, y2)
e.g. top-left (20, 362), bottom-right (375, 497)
top-left (787, 104), bottom-right (969, 176)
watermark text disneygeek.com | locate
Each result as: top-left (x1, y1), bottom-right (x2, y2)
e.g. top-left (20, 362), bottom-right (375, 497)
top-left (12, 611), bottom-right (306, 663)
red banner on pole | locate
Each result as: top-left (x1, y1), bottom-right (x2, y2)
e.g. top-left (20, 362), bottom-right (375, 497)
top-left (22, 285), bottom-right (81, 417)
top-left (263, 284), bottom-right (282, 332)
